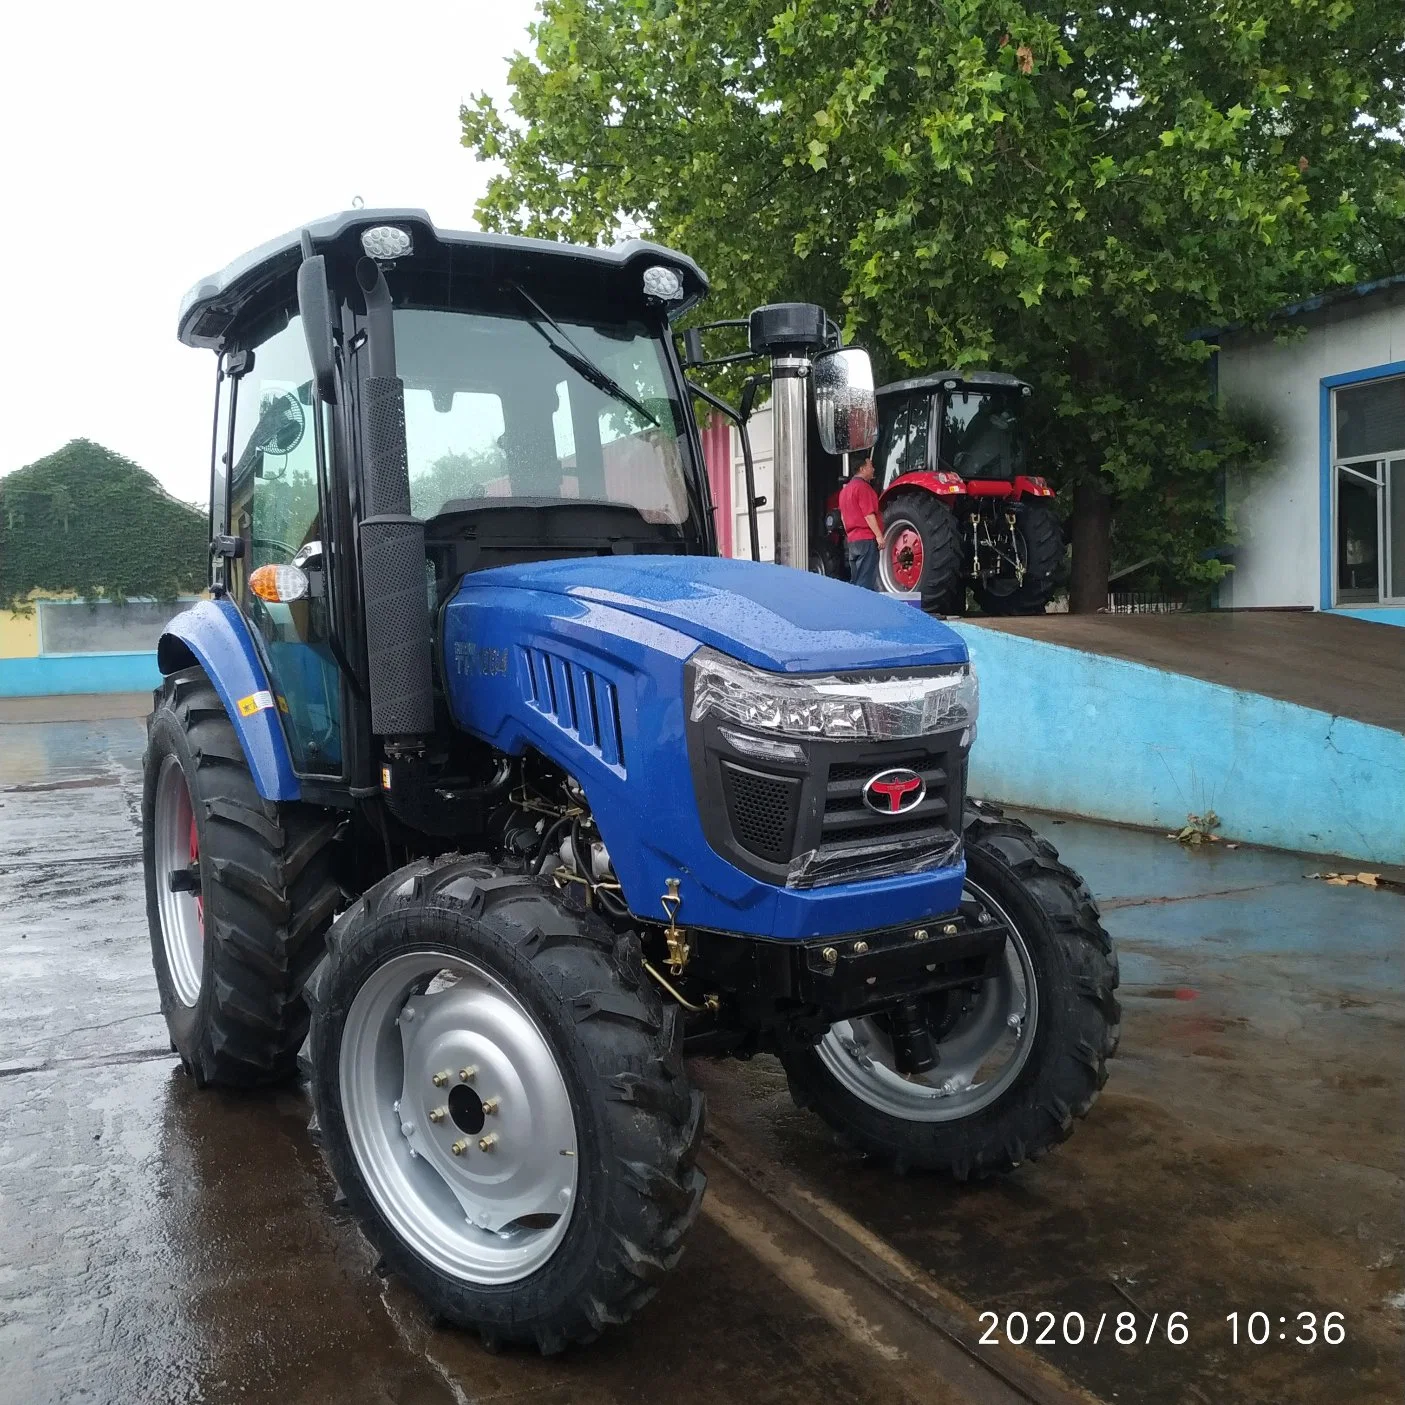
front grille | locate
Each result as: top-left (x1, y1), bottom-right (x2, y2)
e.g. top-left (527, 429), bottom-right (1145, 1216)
top-left (820, 753), bottom-right (951, 850)
top-left (721, 761), bottom-right (800, 864)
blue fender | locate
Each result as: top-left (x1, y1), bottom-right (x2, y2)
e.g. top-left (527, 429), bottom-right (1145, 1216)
top-left (158, 598), bottom-right (302, 803)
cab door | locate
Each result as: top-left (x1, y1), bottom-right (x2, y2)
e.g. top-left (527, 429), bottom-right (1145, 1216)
top-left (226, 310), bottom-right (342, 776)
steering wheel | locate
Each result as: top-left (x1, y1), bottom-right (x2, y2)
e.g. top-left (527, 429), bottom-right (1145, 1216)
top-left (251, 536), bottom-right (300, 564)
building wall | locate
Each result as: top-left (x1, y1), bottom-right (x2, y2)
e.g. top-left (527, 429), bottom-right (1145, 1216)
top-left (0, 596), bottom-right (193, 696)
top-left (1218, 291), bottom-right (1405, 612)
top-left (728, 404), bottom-right (775, 560)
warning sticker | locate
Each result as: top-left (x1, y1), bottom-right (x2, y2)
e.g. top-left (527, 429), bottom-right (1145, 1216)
top-left (236, 690), bottom-right (276, 717)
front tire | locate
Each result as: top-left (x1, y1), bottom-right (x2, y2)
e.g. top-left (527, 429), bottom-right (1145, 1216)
top-left (143, 666), bottom-right (342, 1087)
top-left (307, 856), bottom-right (706, 1353)
top-left (781, 804), bottom-right (1119, 1176)
top-left (878, 490), bottom-right (965, 614)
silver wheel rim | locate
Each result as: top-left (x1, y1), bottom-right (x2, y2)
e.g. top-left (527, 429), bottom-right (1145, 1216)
top-left (339, 948), bottom-right (579, 1285)
top-left (154, 754), bottom-right (203, 1007)
top-left (817, 880), bottom-right (1038, 1122)
top-left (878, 514), bottom-right (923, 594)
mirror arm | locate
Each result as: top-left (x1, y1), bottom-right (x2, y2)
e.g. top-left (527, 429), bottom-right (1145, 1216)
top-left (687, 379), bottom-right (762, 564)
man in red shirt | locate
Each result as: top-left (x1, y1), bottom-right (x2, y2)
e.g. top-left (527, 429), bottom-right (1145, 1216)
top-left (838, 457), bottom-right (884, 590)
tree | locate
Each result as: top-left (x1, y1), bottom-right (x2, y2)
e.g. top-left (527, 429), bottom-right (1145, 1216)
top-left (0, 440), bottom-right (207, 610)
top-left (463, 0), bottom-right (1405, 607)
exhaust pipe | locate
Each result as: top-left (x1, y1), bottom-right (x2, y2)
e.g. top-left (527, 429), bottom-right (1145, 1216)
top-left (355, 257), bottom-right (434, 740)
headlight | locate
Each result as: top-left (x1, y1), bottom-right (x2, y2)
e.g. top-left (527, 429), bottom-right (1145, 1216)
top-left (688, 647), bottom-right (978, 740)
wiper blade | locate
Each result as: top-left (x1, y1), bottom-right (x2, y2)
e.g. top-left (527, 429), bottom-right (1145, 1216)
top-left (512, 284), bottom-right (659, 428)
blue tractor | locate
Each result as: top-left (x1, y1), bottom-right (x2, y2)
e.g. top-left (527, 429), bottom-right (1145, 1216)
top-left (143, 211), bottom-right (1118, 1353)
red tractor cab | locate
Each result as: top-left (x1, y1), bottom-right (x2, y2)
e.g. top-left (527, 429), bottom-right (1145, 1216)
top-left (862, 371), bottom-right (1063, 615)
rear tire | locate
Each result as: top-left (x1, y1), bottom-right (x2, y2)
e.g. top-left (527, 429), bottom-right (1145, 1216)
top-left (878, 490), bottom-right (964, 615)
top-left (974, 501), bottom-right (1063, 616)
top-left (307, 856), bottom-right (706, 1353)
top-left (781, 803), bottom-right (1119, 1177)
top-left (143, 666), bottom-right (342, 1087)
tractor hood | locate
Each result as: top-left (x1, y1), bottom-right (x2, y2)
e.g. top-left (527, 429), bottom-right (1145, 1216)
top-left (456, 555), bottom-right (967, 673)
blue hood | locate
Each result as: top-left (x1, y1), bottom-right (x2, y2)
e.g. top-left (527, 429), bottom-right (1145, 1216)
top-left (458, 555), bottom-right (967, 672)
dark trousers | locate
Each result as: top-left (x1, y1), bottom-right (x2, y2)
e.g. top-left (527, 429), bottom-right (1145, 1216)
top-left (846, 537), bottom-right (880, 591)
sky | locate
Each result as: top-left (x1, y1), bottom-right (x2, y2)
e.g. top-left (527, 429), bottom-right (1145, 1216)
top-left (0, 0), bottom-right (538, 505)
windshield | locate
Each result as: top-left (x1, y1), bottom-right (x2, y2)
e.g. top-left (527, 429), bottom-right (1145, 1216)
top-left (392, 308), bottom-right (694, 525)
top-left (938, 388), bottom-right (1029, 479)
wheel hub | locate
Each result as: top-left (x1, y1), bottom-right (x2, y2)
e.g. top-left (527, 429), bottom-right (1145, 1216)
top-left (816, 880), bottom-right (1038, 1122)
top-left (885, 522), bottom-right (924, 592)
top-left (340, 951), bottom-right (579, 1284)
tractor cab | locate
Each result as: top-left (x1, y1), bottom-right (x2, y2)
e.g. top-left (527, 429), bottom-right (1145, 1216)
top-left (875, 370), bottom-right (1036, 488)
top-left (180, 210), bottom-right (715, 790)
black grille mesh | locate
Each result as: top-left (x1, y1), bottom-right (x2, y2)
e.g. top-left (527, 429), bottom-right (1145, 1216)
top-left (721, 763), bottom-right (799, 864)
top-left (361, 518), bottom-right (433, 736)
top-left (362, 376), bottom-right (411, 515)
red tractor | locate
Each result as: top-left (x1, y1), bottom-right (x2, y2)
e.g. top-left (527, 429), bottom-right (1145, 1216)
top-left (821, 371), bottom-right (1064, 615)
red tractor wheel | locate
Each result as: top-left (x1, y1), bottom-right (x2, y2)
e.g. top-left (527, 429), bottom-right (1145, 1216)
top-left (878, 491), bottom-right (964, 615)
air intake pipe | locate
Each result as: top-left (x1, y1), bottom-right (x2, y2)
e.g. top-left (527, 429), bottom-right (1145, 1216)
top-left (355, 257), bottom-right (434, 740)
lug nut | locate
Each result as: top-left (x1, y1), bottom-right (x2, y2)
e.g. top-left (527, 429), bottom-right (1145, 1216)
top-left (478, 1134), bottom-right (498, 1152)
top-left (912, 928), bottom-right (929, 942)
top-left (451, 1139), bottom-right (469, 1156)
top-left (458, 1066), bottom-right (477, 1082)
top-left (401, 1122), bottom-right (415, 1138)
top-left (432, 1070), bottom-right (450, 1088)
top-left (853, 941), bottom-right (869, 954)
top-left (481, 1097), bottom-right (499, 1116)
top-left (428, 1107), bottom-right (447, 1123)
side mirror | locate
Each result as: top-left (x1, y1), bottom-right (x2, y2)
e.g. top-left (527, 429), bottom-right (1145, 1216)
top-left (813, 347), bottom-right (877, 455)
top-left (297, 254), bottom-right (338, 404)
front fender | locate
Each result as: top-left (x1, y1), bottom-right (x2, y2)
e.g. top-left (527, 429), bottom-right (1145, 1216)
top-left (879, 471), bottom-right (966, 508)
top-left (158, 598), bottom-right (301, 802)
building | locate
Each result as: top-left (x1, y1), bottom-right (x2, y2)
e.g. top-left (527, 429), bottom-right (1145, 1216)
top-left (1212, 275), bottom-right (1405, 624)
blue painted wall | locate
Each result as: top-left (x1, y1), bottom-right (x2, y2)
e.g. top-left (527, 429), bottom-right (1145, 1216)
top-left (953, 623), bottom-right (1405, 865)
top-left (0, 652), bottom-right (162, 697)
top-left (1327, 607), bottom-right (1405, 628)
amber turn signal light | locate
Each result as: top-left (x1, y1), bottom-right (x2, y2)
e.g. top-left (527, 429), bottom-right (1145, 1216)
top-left (249, 563), bottom-right (309, 603)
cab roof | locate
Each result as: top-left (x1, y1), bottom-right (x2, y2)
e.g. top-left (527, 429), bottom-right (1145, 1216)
top-left (177, 208), bottom-right (710, 351)
top-left (877, 370), bottom-right (1030, 397)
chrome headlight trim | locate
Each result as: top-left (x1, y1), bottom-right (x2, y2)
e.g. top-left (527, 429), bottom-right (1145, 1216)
top-left (688, 647), bottom-right (978, 741)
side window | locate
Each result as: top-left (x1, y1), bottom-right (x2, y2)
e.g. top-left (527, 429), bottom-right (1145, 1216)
top-left (228, 312), bottom-right (341, 777)
top-left (209, 358), bottom-right (232, 589)
top-left (879, 394), bottom-right (930, 489)
top-left (230, 317), bottom-right (321, 577)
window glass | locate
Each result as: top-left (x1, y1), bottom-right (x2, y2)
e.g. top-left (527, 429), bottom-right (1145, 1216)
top-left (1336, 376), bottom-right (1405, 460)
top-left (1389, 459), bottom-right (1405, 600)
top-left (395, 308), bottom-right (691, 526)
top-left (1336, 464), bottom-right (1379, 603)
top-left (879, 395), bottom-right (929, 488)
top-left (210, 361), bottom-right (231, 558)
top-left (228, 313), bottom-right (340, 776)
top-left (939, 389), bottom-right (1028, 478)
top-left (229, 316), bottom-right (321, 573)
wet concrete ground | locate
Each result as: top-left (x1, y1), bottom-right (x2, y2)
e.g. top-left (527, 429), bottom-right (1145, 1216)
top-left (1, 704), bottom-right (1400, 1405)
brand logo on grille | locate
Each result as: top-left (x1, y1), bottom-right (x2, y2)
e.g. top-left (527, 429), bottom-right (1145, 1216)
top-left (862, 767), bottom-right (925, 814)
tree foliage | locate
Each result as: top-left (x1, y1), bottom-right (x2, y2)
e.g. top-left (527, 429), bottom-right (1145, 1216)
top-left (463, 0), bottom-right (1405, 591)
top-left (0, 439), bottom-right (207, 610)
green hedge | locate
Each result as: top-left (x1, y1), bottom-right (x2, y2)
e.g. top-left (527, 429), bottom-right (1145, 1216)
top-left (0, 439), bottom-right (207, 610)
